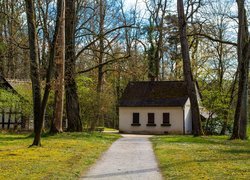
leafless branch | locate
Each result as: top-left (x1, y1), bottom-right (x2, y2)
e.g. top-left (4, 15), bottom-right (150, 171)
top-left (77, 55), bottom-right (130, 74)
top-left (188, 33), bottom-right (237, 46)
top-left (75, 25), bottom-right (134, 59)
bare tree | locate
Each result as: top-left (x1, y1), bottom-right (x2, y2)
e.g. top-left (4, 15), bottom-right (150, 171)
top-left (0, 0), bottom-right (29, 79)
top-left (25, 0), bottom-right (64, 145)
top-left (177, 0), bottom-right (203, 136)
top-left (145, 0), bottom-right (168, 81)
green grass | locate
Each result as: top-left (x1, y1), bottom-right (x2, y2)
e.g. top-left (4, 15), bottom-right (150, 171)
top-left (0, 132), bottom-right (120, 179)
top-left (151, 135), bottom-right (250, 179)
top-left (104, 127), bottom-right (118, 131)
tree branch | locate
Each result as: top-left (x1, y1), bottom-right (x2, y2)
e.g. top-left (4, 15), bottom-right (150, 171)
top-left (77, 55), bottom-right (130, 74)
top-left (75, 25), bottom-right (134, 59)
top-left (188, 33), bottom-right (237, 46)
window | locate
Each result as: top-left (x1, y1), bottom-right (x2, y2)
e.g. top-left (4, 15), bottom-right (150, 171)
top-left (131, 113), bottom-right (140, 126)
top-left (147, 113), bottom-right (156, 126)
top-left (163, 113), bottom-right (170, 124)
top-left (162, 113), bottom-right (171, 126)
top-left (148, 113), bottom-right (154, 124)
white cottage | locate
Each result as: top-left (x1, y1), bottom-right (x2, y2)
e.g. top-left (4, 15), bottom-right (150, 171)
top-left (119, 81), bottom-right (199, 135)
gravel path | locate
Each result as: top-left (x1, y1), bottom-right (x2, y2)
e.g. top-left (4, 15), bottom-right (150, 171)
top-left (81, 134), bottom-right (162, 180)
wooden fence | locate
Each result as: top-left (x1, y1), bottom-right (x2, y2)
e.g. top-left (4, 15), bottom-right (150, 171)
top-left (0, 109), bottom-right (29, 130)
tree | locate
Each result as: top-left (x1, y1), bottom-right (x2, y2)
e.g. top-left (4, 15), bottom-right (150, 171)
top-left (177, 0), bottom-right (203, 136)
top-left (90, 0), bottom-right (106, 130)
top-left (25, 0), bottom-right (43, 145)
top-left (74, 0), bottom-right (133, 130)
top-left (165, 14), bottom-right (182, 80)
top-left (145, 0), bottom-right (168, 81)
top-left (0, 0), bottom-right (29, 79)
top-left (65, 0), bottom-right (82, 132)
top-left (231, 0), bottom-right (249, 140)
top-left (25, 0), bottom-right (64, 145)
top-left (51, 0), bottom-right (65, 133)
top-left (196, 0), bottom-right (237, 135)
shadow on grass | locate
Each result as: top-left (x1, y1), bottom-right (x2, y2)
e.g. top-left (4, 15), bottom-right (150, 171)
top-left (0, 134), bottom-right (32, 141)
top-left (222, 149), bottom-right (250, 154)
top-left (160, 156), bottom-right (248, 169)
top-left (0, 131), bottom-right (119, 143)
top-left (82, 168), bottom-right (160, 179)
top-left (153, 135), bottom-right (249, 147)
top-left (0, 131), bottom-right (66, 142)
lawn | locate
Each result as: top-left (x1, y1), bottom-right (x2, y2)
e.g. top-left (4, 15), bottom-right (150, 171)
top-left (104, 127), bottom-right (119, 132)
top-left (0, 132), bottom-right (120, 179)
top-left (151, 135), bottom-right (250, 179)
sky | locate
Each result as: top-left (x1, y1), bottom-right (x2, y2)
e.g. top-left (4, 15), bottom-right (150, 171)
top-left (124, 0), bottom-right (146, 11)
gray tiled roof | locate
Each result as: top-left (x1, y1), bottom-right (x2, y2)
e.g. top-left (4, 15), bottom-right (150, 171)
top-left (119, 81), bottom-right (189, 107)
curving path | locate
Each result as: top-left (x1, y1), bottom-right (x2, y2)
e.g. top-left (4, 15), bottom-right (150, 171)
top-left (81, 134), bottom-right (163, 180)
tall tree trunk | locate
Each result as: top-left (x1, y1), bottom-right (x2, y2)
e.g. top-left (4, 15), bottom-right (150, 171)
top-left (51, 0), bottom-right (65, 133)
top-left (238, 4), bottom-right (249, 139)
top-left (146, 1), bottom-right (167, 81)
top-left (97, 0), bottom-right (105, 94)
top-left (177, 0), bottom-right (203, 136)
top-left (65, 0), bottom-right (82, 132)
top-left (25, 0), bottom-right (64, 145)
top-left (7, 0), bottom-right (15, 78)
top-left (231, 0), bottom-right (249, 140)
top-left (25, 0), bottom-right (43, 146)
top-left (91, 0), bottom-right (105, 130)
top-left (239, 77), bottom-right (248, 139)
top-left (0, 22), bottom-right (4, 75)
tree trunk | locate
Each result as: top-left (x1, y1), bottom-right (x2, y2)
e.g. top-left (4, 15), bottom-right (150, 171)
top-left (26, 0), bottom-right (65, 145)
top-left (25, 0), bottom-right (42, 146)
top-left (51, 0), bottom-right (65, 133)
top-left (239, 75), bottom-right (248, 139)
top-left (97, 0), bottom-right (105, 94)
top-left (177, 0), bottom-right (203, 136)
top-left (220, 71), bottom-right (238, 135)
top-left (239, 5), bottom-right (249, 139)
top-left (91, 0), bottom-right (105, 130)
top-left (220, 114), bottom-right (228, 135)
top-left (65, 0), bottom-right (82, 132)
top-left (231, 0), bottom-right (249, 140)
top-left (6, 0), bottom-right (15, 78)
top-left (0, 27), bottom-right (4, 75)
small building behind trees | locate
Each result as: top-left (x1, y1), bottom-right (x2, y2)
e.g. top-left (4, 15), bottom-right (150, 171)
top-left (0, 75), bottom-right (31, 130)
top-left (119, 81), bottom-right (201, 134)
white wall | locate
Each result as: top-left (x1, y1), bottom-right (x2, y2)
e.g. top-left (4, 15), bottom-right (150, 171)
top-left (119, 107), bottom-right (184, 134)
top-left (184, 98), bottom-right (192, 134)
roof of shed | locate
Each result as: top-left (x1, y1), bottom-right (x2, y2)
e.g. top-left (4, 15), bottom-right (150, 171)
top-left (119, 81), bottom-right (189, 107)
top-left (0, 74), bottom-right (19, 95)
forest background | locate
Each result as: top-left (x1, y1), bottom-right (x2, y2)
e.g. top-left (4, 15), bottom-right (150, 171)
top-left (0, 0), bottom-right (249, 145)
